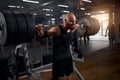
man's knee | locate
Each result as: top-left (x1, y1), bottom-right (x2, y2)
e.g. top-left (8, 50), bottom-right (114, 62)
top-left (65, 73), bottom-right (70, 76)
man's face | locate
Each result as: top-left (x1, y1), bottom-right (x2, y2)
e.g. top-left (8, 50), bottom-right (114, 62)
top-left (66, 15), bottom-right (76, 30)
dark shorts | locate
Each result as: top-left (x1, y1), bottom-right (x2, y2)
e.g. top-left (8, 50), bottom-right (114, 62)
top-left (52, 56), bottom-right (73, 78)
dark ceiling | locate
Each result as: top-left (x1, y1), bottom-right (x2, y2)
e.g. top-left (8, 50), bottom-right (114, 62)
top-left (0, 0), bottom-right (110, 13)
top-left (0, 0), bottom-right (118, 24)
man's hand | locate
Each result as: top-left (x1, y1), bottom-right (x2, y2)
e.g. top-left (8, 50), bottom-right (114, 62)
top-left (71, 24), bottom-right (79, 32)
top-left (37, 24), bottom-right (44, 36)
top-left (37, 24), bottom-right (44, 31)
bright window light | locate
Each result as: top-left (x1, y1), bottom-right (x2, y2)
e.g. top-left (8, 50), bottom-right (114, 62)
top-left (99, 11), bottom-right (105, 13)
top-left (91, 13), bottom-right (109, 36)
top-left (85, 13), bottom-right (91, 15)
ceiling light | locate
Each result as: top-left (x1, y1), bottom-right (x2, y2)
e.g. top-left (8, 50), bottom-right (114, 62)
top-left (8, 5), bottom-right (16, 8)
top-left (16, 6), bottom-right (21, 8)
top-left (42, 8), bottom-right (53, 11)
top-left (51, 18), bottom-right (55, 20)
top-left (46, 14), bottom-right (50, 16)
top-left (8, 5), bottom-right (24, 8)
top-left (42, 2), bottom-right (50, 6)
top-left (33, 13), bottom-right (37, 15)
top-left (58, 4), bottom-right (69, 8)
top-left (61, 10), bottom-right (70, 13)
top-left (81, 8), bottom-right (85, 10)
top-left (43, 8), bottom-right (50, 11)
top-left (60, 16), bottom-right (63, 19)
top-left (46, 14), bottom-right (53, 16)
top-left (22, 0), bottom-right (39, 4)
top-left (83, 0), bottom-right (92, 3)
top-left (41, 1), bottom-right (53, 6)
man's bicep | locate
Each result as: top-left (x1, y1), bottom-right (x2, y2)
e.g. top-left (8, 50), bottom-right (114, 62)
top-left (48, 26), bottom-right (60, 37)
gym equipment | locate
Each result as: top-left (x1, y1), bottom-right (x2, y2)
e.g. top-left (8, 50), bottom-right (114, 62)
top-left (0, 11), bottom-right (100, 46)
top-left (77, 16), bottom-right (100, 36)
top-left (0, 10), bottom-right (100, 80)
top-left (2, 11), bottom-right (18, 45)
top-left (23, 13), bottom-right (35, 41)
top-left (0, 12), bottom-right (7, 45)
top-left (13, 11), bottom-right (28, 43)
top-left (0, 11), bottom-right (36, 46)
top-left (15, 43), bottom-right (40, 80)
top-left (0, 54), bottom-right (16, 80)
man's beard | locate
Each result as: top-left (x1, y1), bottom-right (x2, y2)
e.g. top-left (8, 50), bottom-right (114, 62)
top-left (67, 25), bottom-right (74, 30)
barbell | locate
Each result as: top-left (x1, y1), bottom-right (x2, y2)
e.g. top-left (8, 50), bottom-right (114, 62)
top-left (77, 16), bottom-right (100, 36)
top-left (0, 11), bottom-right (36, 46)
top-left (0, 11), bottom-right (100, 46)
top-left (0, 12), bottom-right (7, 45)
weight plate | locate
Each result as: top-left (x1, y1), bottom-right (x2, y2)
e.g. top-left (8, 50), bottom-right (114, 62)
top-left (23, 13), bottom-right (36, 42)
top-left (13, 11), bottom-right (28, 43)
top-left (92, 18), bottom-right (100, 35)
top-left (0, 12), bottom-right (7, 46)
top-left (77, 23), bottom-right (86, 37)
top-left (2, 10), bottom-right (18, 45)
top-left (78, 16), bottom-right (100, 36)
top-left (78, 17), bottom-right (93, 35)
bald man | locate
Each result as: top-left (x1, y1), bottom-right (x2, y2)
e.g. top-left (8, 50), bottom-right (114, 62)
top-left (37, 13), bottom-right (78, 80)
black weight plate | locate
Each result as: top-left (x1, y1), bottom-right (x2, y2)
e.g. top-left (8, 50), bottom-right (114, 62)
top-left (13, 11), bottom-right (28, 43)
top-left (23, 13), bottom-right (36, 42)
top-left (0, 12), bottom-right (7, 46)
top-left (2, 10), bottom-right (18, 45)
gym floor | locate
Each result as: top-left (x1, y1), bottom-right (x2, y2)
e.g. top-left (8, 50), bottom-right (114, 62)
top-left (40, 37), bottom-right (120, 80)
top-left (19, 36), bottom-right (120, 80)
top-left (74, 43), bottom-right (120, 80)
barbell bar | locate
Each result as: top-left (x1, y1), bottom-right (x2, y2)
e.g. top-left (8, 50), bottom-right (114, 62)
top-left (0, 11), bottom-right (100, 46)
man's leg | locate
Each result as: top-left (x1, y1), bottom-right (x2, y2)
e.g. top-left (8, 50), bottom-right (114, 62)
top-left (51, 76), bottom-right (59, 80)
top-left (64, 73), bottom-right (72, 80)
top-left (52, 70), bottom-right (59, 80)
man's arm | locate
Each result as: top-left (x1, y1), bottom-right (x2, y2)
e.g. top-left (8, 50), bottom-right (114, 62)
top-left (37, 24), bottom-right (60, 37)
top-left (71, 24), bottom-right (79, 32)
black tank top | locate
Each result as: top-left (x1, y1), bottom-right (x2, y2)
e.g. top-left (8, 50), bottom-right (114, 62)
top-left (53, 25), bottom-right (72, 60)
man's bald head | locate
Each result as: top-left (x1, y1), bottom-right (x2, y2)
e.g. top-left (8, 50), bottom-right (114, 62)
top-left (63, 13), bottom-right (77, 30)
top-left (64, 13), bottom-right (76, 22)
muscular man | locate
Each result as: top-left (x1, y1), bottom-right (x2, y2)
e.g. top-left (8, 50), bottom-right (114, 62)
top-left (37, 13), bottom-right (78, 80)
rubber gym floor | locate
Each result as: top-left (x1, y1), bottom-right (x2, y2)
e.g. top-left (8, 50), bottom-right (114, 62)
top-left (19, 39), bottom-right (120, 80)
